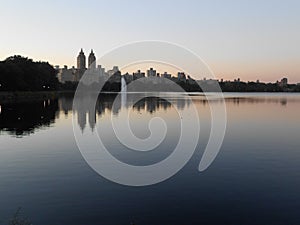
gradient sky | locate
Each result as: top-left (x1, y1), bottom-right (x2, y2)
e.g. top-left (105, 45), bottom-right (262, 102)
top-left (1, 0), bottom-right (300, 82)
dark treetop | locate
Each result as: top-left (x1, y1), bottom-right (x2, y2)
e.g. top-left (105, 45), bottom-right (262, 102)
top-left (1, 55), bottom-right (300, 93)
top-left (0, 55), bottom-right (59, 91)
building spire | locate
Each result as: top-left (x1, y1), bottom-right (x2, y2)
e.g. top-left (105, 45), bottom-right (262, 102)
top-left (77, 48), bottom-right (86, 69)
top-left (88, 49), bottom-right (96, 69)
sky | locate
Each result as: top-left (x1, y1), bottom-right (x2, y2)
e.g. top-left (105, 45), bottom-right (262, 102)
top-left (1, 0), bottom-right (300, 83)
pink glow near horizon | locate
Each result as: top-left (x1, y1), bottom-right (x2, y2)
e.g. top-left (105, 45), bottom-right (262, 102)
top-left (1, 1), bottom-right (299, 83)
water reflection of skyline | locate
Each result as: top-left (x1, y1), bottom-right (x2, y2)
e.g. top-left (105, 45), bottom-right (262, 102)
top-left (72, 94), bottom-right (178, 131)
top-left (1, 94), bottom-right (299, 136)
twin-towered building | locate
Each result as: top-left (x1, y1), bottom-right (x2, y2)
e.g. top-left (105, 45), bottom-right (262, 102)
top-left (57, 49), bottom-right (187, 84)
top-left (77, 48), bottom-right (96, 70)
top-left (57, 49), bottom-right (117, 83)
top-left (76, 48), bottom-right (86, 70)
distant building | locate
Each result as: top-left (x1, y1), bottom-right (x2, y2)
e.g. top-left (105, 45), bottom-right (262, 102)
top-left (88, 49), bottom-right (96, 69)
top-left (162, 72), bottom-right (171, 79)
top-left (76, 49), bottom-right (87, 80)
top-left (197, 78), bottom-right (219, 86)
top-left (57, 65), bottom-right (76, 83)
top-left (58, 49), bottom-right (111, 83)
top-left (147, 68), bottom-right (156, 77)
top-left (278, 77), bottom-right (288, 87)
top-left (97, 65), bottom-right (106, 77)
top-left (77, 49), bottom-right (86, 70)
top-left (281, 78), bottom-right (288, 86)
top-left (123, 73), bottom-right (133, 83)
top-left (177, 72), bottom-right (186, 81)
top-left (107, 66), bottom-right (120, 76)
top-left (133, 70), bottom-right (145, 80)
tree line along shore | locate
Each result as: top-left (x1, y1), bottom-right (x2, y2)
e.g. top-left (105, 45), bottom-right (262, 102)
top-left (1, 55), bottom-right (299, 96)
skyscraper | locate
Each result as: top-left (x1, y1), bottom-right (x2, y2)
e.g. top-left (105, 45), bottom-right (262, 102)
top-left (77, 49), bottom-right (86, 70)
top-left (88, 49), bottom-right (96, 69)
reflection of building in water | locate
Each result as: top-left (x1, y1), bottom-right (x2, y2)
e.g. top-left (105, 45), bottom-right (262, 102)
top-left (176, 98), bottom-right (186, 110)
top-left (146, 98), bottom-right (155, 113)
top-left (77, 109), bottom-right (87, 131)
top-left (88, 106), bottom-right (96, 130)
top-left (96, 95), bottom-right (115, 116)
top-left (72, 95), bottom-right (177, 132)
top-left (74, 94), bottom-right (98, 131)
top-left (132, 97), bottom-right (172, 114)
top-left (73, 94), bottom-right (296, 133)
top-left (280, 98), bottom-right (287, 106)
top-left (59, 94), bottom-right (106, 126)
top-left (132, 98), bottom-right (146, 111)
top-left (70, 94), bottom-right (295, 134)
top-left (112, 95), bottom-right (121, 115)
top-left (161, 99), bottom-right (170, 110)
top-left (59, 96), bottom-right (73, 115)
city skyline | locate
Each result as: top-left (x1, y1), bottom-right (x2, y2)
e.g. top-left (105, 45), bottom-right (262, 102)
top-left (1, 2), bottom-right (300, 224)
top-left (57, 48), bottom-right (295, 84)
top-left (1, 0), bottom-right (300, 83)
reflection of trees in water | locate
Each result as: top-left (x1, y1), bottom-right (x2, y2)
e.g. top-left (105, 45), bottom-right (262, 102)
top-left (221, 97), bottom-right (289, 106)
top-left (191, 96), bottom-right (292, 106)
top-left (0, 99), bottom-right (58, 136)
top-left (72, 94), bottom-right (176, 131)
top-left (1, 94), bottom-right (296, 136)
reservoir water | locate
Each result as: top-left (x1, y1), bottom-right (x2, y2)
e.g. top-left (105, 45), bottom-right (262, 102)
top-left (0, 93), bottom-right (300, 225)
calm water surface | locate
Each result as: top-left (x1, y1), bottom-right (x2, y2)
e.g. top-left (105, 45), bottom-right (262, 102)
top-left (0, 93), bottom-right (300, 225)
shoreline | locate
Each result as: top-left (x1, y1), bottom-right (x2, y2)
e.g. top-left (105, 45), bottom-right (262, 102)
top-left (1, 90), bottom-right (300, 102)
top-left (1, 90), bottom-right (299, 97)
top-left (0, 91), bottom-right (75, 103)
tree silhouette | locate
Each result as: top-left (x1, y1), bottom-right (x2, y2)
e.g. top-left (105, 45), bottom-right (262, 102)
top-left (0, 55), bottom-right (59, 91)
